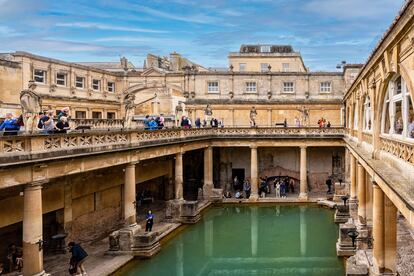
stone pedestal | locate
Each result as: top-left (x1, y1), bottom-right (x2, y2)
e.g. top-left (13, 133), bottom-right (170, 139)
top-left (165, 199), bottom-right (201, 224)
top-left (133, 232), bottom-right (161, 258)
top-left (346, 250), bottom-right (370, 276)
top-left (210, 188), bottom-right (223, 202)
top-left (333, 182), bottom-right (349, 202)
top-left (108, 224), bottom-right (161, 257)
top-left (336, 219), bottom-right (357, 256)
top-left (334, 204), bottom-right (350, 223)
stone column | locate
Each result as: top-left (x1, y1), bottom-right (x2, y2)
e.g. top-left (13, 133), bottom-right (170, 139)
top-left (250, 145), bottom-right (259, 199)
top-left (366, 176), bottom-right (373, 226)
top-left (372, 183), bottom-right (384, 273)
top-left (357, 163), bottom-right (366, 225)
top-left (175, 152), bottom-right (184, 200)
top-left (23, 181), bottom-right (46, 276)
top-left (345, 148), bottom-right (350, 183)
top-left (384, 195), bottom-right (397, 274)
top-left (64, 178), bottom-right (73, 239)
top-left (350, 154), bottom-right (357, 203)
top-left (124, 162), bottom-right (137, 226)
top-left (299, 146), bottom-right (308, 199)
top-left (203, 146), bottom-right (213, 199)
top-left (251, 206), bottom-right (258, 257)
top-left (300, 206), bottom-right (307, 256)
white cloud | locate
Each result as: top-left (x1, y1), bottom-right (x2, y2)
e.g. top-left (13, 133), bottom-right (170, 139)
top-left (55, 22), bottom-right (168, 33)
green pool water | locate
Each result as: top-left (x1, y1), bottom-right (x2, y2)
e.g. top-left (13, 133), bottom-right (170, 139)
top-left (121, 205), bottom-right (344, 276)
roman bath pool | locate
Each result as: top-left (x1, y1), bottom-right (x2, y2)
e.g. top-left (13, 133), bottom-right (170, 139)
top-left (118, 205), bottom-right (344, 276)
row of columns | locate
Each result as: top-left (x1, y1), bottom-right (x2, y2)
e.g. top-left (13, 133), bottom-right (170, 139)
top-left (347, 149), bottom-right (398, 275)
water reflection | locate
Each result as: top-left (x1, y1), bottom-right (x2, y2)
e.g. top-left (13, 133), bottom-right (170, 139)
top-left (124, 205), bottom-right (344, 276)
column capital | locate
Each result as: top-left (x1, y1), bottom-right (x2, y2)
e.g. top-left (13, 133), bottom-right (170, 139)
top-left (300, 145), bottom-right (307, 150)
top-left (250, 145), bottom-right (258, 150)
top-left (26, 179), bottom-right (48, 189)
top-left (127, 161), bottom-right (139, 167)
top-left (357, 162), bottom-right (363, 168)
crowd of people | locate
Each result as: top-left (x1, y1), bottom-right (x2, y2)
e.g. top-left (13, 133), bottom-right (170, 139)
top-left (0, 107), bottom-right (71, 136)
top-left (317, 117), bottom-right (331, 128)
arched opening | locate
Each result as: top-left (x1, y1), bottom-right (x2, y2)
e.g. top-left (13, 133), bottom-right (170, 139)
top-left (381, 75), bottom-right (414, 138)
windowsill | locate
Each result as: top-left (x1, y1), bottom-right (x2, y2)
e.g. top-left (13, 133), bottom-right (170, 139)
top-left (56, 84), bottom-right (67, 88)
top-left (319, 91), bottom-right (331, 94)
top-left (282, 91), bottom-right (295, 94)
top-left (244, 91), bottom-right (257, 94)
top-left (207, 91), bottom-right (220, 94)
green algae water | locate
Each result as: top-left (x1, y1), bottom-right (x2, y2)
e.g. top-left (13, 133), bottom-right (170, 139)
top-left (121, 205), bottom-right (344, 276)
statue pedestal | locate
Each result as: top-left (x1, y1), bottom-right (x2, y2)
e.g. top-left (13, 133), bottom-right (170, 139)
top-left (165, 199), bottom-right (201, 224)
top-left (336, 219), bottom-right (357, 256)
top-left (335, 204), bottom-right (350, 223)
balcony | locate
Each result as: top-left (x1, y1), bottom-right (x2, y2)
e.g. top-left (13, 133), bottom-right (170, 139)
top-left (0, 127), bottom-right (345, 165)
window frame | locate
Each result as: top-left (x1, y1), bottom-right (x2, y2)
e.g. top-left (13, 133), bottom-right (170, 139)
top-left (75, 76), bottom-right (85, 89)
top-left (33, 69), bottom-right (46, 84)
top-left (107, 112), bottom-right (116, 120)
top-left (282, 82), bottom-right (295, 93)
top-left (207, 81), bottom-right (219, 94)
top-left (245, 81), bottom-right (257, 93)
top-left (56, 72), bottom-right (67, 87)
top-left (282, 63), bottom-right (290, 72)
top-left (260, 45), bottom-right (271, 53)
top-left (320, 81), bottom-right (332, 93)
top-left (92, 79), bottom-right (101, 91)
top-left (107, 81), bottom-right (115, 93)
top-left (260, 63), bottom-right (269, 73)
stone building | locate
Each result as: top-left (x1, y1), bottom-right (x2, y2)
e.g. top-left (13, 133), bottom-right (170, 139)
top-left (0, 0), bottom-right (413, 275)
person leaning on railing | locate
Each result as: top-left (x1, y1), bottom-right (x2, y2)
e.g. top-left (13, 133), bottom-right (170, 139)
top-left (0, 113), bottom-right (20, 136)
top-left (55, 116), bottom-right (70, 133)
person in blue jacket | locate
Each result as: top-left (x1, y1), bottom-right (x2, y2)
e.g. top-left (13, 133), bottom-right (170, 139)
top-left (0, 113), bottom-right (20, 136)
top-left (68, 241), bottom-right (88, 275)
top-left (148, 118), bottom-right (158, 130)
top-left (146, 210), bottom-right (154, 232)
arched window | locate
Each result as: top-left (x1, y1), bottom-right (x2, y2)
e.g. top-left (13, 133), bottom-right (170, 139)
top-left (353, 103), bottom-right (358, 130)
top-left (363, 96), bottom-right (372, 132)
top-left (381, 76), bottom-right (414, 138)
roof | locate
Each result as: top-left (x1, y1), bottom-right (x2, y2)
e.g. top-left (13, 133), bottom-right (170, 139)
top-left (77, 61), bottom-right (136, 72)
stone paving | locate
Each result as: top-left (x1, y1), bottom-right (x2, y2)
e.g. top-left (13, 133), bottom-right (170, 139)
top-left (397, 215), bottom-right (414, 276)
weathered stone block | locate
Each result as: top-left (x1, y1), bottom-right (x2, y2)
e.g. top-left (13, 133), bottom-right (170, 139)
top-left (335, 204), bottom-right (350, 223)
top-left (133, 231), bottom-right (161, 258)
top-left (336, 219), bottom-right (357, 256)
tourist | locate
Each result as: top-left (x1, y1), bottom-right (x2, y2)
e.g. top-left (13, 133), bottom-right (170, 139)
top-left (223, 191), bottom-right (232, 198)
top-left (407, 116), bottom-right (414, 138)
top-left (68, 242), bottom-right (88, 275)
top-left (56, 116), bottom-right (70, 133)
top-left (243, 180), bottom-right (251, 198)
top-left (0, 113), bottom-right (20, 136)
top-left (284, 177), bottom-right (290, 194)
top-left (289, 179), bottom-right (295, 193)
top-left (195, 117), bottom-right (201, 128)
top-left (280, 180), bottom-right (286, 198)
top-left (395, 117), bottom-right (403, 134)
top-left (147, 117), bottom-right (158, 130)
top-left (58, 107), bottom-right (70, 121)
top-left (327, 121), bottom-right (331, 128)
top-left (187, 117), bottom-right (192, 128)
top-left (3, 243), bottom-right (22, 273)
top-left (37, 112), bottom-right (47, 130)
top-left (42, 111), bottom-right (56, 134)
top-left (210, 117), bottom-right (218, 128)
top-left (259, 178), bottom-right (267, 198)
top-left (235, 190), bottom-right (243, 199)
top-left (181, 116), bottom-right (190, 129)
top-left (143, 115), bottom-right (150, 130)
top-left (275, 181), bottom-right (281, 198)
top-left (233, 176), bottom-right (239, 191)
top-left (326, 177), bottom-right (333, 193)
top-left (283, 118), bottom-right (287, 128)
top-left (158, 114), bottom-right (165, 129)
top-left (146, 210), bottom-right (154, 232)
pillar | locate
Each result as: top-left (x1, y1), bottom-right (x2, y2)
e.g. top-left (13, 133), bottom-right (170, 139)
top-left (251, 206), bottom-right (258, 257)
top-left (299, 146), bottom-right (308, 199)
top-left (383, 195), bottom-right (397, 274)
top-left (203, 146), bottom-right (213, 198)
top-left (300, 206), bottom-right (307, 256)
top-left (366, 176), bottom-right (373, 226)
top-left (124, 162), bottom-right (137, 226)
top-left (23, 181), bottom-right (46, 276)
top-left (350, 153), bottom-right (357, 202)
top-left (175, 152), bottom-right (184, 200)
top-left (345, 148), bottom-right (350, 183)
top-left (250, 146), bottom-right (259, 198)
top-left (357, 163), bottom-right (366, 225)
top-left (372, 183), bottom-right (384, 273)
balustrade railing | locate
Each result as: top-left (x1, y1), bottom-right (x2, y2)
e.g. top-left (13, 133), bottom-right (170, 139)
top-left (0, 127), bottom-right (345, 159)
top-left (380, 136), bottom-right (414, 164)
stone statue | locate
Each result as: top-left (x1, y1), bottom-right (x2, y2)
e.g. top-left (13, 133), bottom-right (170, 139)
top-left (20, 80), bottom-right (42, 134)
top-left (297, 105), bottom-right (310, 126)
top-left (124, 92), bottom-right (136, 128)
top-left (204, 104), bottom-right (213, 123)
top-left (175, 101), bottom-right (184, 126)
top-left (250, 106), bottom-right (257, 127)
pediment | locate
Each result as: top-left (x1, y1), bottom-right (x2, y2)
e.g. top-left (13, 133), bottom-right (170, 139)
top-left (141, 67), bottom-right (165, 77)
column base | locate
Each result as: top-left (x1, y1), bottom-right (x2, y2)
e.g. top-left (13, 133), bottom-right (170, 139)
top-left (349, 197), bottom-right (358, 210)
top-left (248, 194), bottom-right (259, 201)
top-left (298, 193), bottom-right (308, 200)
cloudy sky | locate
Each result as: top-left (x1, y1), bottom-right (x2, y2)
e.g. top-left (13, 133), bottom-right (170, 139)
top-left (0, 0), bottom-right (405, 71)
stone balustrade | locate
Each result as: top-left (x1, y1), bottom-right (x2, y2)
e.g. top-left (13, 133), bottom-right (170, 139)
top-left (380, 135), bottom-right (414, 164)
top-left (0, 127), bottom-right (345, 163)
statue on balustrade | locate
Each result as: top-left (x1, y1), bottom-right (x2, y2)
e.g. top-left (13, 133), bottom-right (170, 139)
top-left (297, 105), bottom-right (310, 127)
top-left (250, 106), bottom-right (257, 127)
top-left (175, 101), bottom-right (184, 127)
top-left (204, 104), bottom-right (213, 124)
top-left (20, 80), bottom-right (42, 134)
top-left (124, 92), bottom-right (136, 128)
